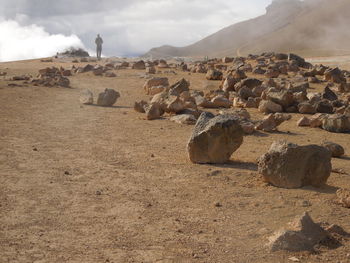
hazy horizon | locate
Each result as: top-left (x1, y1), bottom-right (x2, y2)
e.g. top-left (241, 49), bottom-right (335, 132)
top-left (0, 0), bottom-right (272, 62)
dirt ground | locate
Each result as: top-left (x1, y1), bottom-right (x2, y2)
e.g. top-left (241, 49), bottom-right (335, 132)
top-left (1, 57), bottom-right (350, 263)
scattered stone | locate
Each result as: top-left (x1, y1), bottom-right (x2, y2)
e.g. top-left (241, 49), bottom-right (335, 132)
top-left (211, 95), bottom-right (232, 108)
top-left (132, 60), bottom-right (146, 70)
top-left (321, 141), bottom-right (345, 158)
top-left (80, 89), bottom-right (94, 105)
top-left (97, 89), bottom-right (120, 107)
top-left (258, 141), bottom-right (332, 188)
top-left (187, 112), bottom-right (244, 164)
top-left (255, 113), bottom-right (290, 132)
top-left (336, 189), bottom-right (350, 208)
top-left (322, 114), bottom-right (350, 133)
top-left (297, 116), bottom-right (310, 127)
top-left (323, 86), bottom-right (338, 101)
top-left (105, 71), bottom-right (117, 78)
top-left (169, 78), bottom-right (190, 95)
top-left (258, 100), bottom-right (283, 114)
top-left (134, 100), bottom-right (148, 113)
top-left (170, 114), bottom-right (197, 125)
top-left (145, 102), bottom-right (164, 120)
top-left (206, 69), bottom-right (223, 80)
top-left (269, 212), bottom-right (329, 252)
top-left (143, 77), bottom-right (169, 95)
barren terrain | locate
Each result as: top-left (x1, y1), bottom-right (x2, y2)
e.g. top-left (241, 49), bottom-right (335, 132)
top-left (1, 57), bottom-right (350, 263)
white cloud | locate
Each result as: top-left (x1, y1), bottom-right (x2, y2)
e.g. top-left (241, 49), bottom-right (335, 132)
top-left (0, 19), bottom-right (85, 62)
top-left (0, 0), bottom-right (273, 59)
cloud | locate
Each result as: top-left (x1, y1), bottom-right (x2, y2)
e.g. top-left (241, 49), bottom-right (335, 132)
top-left (0, 0), bottom-right (273, 59)
top-left (0, 19), bottom-right (85, 62)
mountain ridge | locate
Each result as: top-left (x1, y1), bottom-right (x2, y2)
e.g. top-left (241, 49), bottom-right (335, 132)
top-left (144, 0), bottom-right (350, 58)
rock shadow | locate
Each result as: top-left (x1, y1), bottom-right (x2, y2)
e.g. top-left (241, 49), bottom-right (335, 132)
top-left (207, 160), bottom-right (258, 172)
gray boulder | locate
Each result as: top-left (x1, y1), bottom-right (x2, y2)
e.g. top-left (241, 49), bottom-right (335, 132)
top-left (97, 89), bottom-right (120, 106)
top-left (258, 141), bottom-right (332, 188)
top-left (187, 113), bottom-right (244, 164)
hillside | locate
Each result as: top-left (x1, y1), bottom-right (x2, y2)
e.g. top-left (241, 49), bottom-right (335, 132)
top-left (144, 0), bottom-right (350, 58)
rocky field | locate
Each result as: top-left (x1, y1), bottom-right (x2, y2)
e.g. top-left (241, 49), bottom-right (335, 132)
top-left (1, 54), bottom-right (350, 263)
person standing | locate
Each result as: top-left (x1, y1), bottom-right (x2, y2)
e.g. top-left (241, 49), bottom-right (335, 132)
top-left (95, 34), bottom-right (103, 60)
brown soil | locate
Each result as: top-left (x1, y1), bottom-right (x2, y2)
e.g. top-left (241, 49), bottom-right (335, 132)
top-left (1, 58), bottom-right (350, 263)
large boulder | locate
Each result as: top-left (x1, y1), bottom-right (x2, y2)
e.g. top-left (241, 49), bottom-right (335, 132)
top-left (187, 113), bottom-right (244, 164)
top-left (97, 89), bottom-right (120, 106)
top-left (258, 141), bottom-right (332, 188)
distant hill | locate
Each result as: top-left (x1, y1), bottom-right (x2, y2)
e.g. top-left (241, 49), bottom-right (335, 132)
top-left (144, 0), bottom-right (350, 58)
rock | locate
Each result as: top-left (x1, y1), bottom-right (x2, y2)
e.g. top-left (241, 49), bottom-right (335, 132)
top-left (294, 91), bottom-right (308, 103)
top-left (143, 77), bottom-right (169, 95)
top-left (258, 100), bottom-right (283, 114)
top-left (322, 114), bottom-right (350, 133)
top-left (134, 100), bottom-right (148, 113)
top-left (323, 86), bottom-right (338, 101)
top-left (253, 67), bottom-right (266, 74)
top-left (211, 96), bottom-right (232, 108)
top-left (206, 69), bottom-right (223, 80)
top-left (324, 67), bottom-right (345, 83)
top-left (222, 57), bottom-right (234, 63)
top-left (80, 89), bottom-right (94, 105)
top-left (222, 75), bottom-right (237, 92)
top-left (267, 90), bottom-right (295, 109)
top-left (269, 212), bottom-right (329, 252)
top-left (245, 97), bottom-right (258, 108)
top-left (297, 116), bottom-right (310, 127)
top-left (298, 102), bottom-right (317, 114)
top-left (255, 113), bottom-right (290, 132)
top-left (316, 100), bottom-right (334, 114)
top-left (105, 71), bottom-right (116, 77)
top-left (148, 86), bottom-right (167, 96)
top-left (169, 78), bottom-right (190, 95)
top-left (336, 189), bottom-right (350, 208)
top-left (132, 60), bottom-right (146, 70)
top-left (220, 108), bottom-right (251, 120)
top-left (265, 68), bottom-right (280, 78)
top-left (145, 103), bottom-right (164, 120)
top-left (240, 121), bottom-right (255, 134)
top-left (321, 141), bottom-right (345, 157)
top-left (232, 69), bottom-right (247, 80)
top-left (97, 89), bottom-right (120, 106)
top-left (309, 113), bottom-right (327, 128)
top-left (258, 141), bottom-right (332, 188)
top-left (238, 86), bottom-right (255, 100)
top-left (187, 113), bottom-right (244, 164)
top-left (93, 67), bottom-right (104, 76)
top-left (170, 114), bottom-right (197, 125)
top-left (146, 66), bottom-right (156, 74)
top-left (235, 78), bottom-right (262, 91)
top-left (165, 96), bottom-right (186, 113)
top-left (158, 60), bottom-right (169, 68)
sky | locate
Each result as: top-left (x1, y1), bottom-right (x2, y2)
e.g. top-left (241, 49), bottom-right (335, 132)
top-left (0, 0), bottom-right (272, 61)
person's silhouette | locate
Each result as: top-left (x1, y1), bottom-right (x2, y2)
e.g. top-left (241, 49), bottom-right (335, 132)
top-left (95, 34), bottom-right (103, 60)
